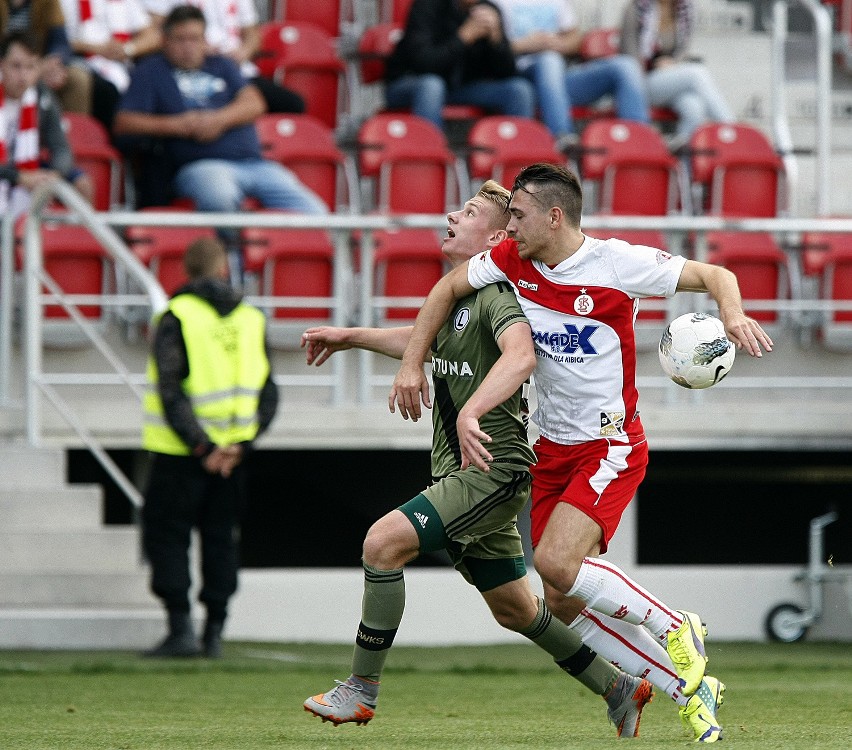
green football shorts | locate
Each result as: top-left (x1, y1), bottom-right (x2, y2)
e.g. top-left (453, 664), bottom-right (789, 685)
top-left (398, 462), bottom-right (531, 592)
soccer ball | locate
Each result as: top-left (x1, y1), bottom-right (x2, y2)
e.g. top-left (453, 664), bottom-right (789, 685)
top-left (658, 313), bottom-right (735, 389)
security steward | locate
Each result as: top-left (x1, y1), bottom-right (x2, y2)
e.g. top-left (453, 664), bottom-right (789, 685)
top-left (141, 237), bottom-right (278, 658)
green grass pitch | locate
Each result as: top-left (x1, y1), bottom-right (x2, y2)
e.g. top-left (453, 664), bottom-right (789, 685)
top-left (0, 641), bottom-right (849, 749)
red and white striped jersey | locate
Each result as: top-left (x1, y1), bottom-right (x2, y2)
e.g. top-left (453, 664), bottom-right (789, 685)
top-left (467, 235), bottom-right (686, 445)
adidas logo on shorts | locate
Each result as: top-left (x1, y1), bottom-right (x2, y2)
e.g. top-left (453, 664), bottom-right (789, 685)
top-left (413, 512), bottom-right (429, 528)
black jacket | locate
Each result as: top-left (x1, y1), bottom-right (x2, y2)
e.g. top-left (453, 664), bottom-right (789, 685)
top-left (153, 277), bottom-right (279, 459)
top-left (385, 0), bottom-right (518, 86)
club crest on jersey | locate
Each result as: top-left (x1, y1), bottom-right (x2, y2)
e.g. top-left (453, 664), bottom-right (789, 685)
top-left (600, 412), bottom-right (626, 437)
top-left (656, 249), bottom-right (673, 264)
top-left (574, 288), bottom-right (594, 315)
top-left (454, 307), bottom-right (471, 331)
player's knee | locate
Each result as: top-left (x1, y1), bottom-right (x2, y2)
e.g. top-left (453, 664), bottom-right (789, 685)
top-left (362, 520), bottom-right (413, 569)
top-left (533, 544), bottom-right (582, 592)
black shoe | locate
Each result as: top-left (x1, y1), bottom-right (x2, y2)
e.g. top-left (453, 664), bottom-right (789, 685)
top-left (203, 621), bottom-right (224, 659)
top-left (143, 632), bottom-right (202, 658)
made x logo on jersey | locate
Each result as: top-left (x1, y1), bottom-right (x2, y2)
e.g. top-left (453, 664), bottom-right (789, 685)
top-left (533, 324), bottom-right (599, 355)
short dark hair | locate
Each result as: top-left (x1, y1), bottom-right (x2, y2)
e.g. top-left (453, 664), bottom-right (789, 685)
top-left (511, 163), bottom-right (584, 226)
top-left (0, 31), bottom-right (41, 60)
top-left (163, 4), bottom-right (206, 34)
top-left (184, 237), bottom-right (227, 280)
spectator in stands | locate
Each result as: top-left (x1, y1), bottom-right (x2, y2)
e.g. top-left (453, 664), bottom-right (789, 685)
top-left (114, 5), bottom-right (326, 269)
top-left (620, 0), bottom-right (734, 150)
top-left (59, 0), bottom-right (161, 129)
top-left (141, 236), bottom-right (278, 658)
top-left (0, 0), bottom-right (116, 126)
top-left (0, 31), bottom-right (92, 216)
top-left (384, 0), bottom-right (536, 132)
top-left (143, 0), bottom-right (306, 113)
top-left (491, 0), bottom-right (649, 147)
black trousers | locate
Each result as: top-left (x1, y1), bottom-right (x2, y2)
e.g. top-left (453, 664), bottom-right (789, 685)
top-left (142, 453), bottom-right (247, 622)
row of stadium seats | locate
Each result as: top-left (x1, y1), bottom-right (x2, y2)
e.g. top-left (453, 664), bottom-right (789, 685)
top-left (16, 211), bottom-right (852, 352)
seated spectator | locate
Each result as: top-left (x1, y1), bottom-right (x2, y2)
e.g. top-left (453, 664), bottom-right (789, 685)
top-left (60, 0), bottom-right (161, 99)
top-left (384, 0), bottom-right (535, 132)
top-left (143, 0), bottom-right (305, 114)
top-left (492, 0), bottom-right (649, 147)
top-left (113, 5), bottom-right (325, 276)
top-left (1, 0), bottom-right (116, 126)
top-left (0, 31), bottom-right (93, 216)
top-left (620, 0), bottom-right (733, 150)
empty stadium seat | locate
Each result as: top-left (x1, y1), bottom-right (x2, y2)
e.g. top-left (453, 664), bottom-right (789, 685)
top-left (467, 116), bottom-right (564, 188)
top-left (61, 112), bottom-right (123, 210)
top-left (706, 231), bottom-right (790, 325)
top-left (242, 217), bottom-right (340, 346)
top-left (255, 113), bottom-right (357, 212)
top-left (689, 123), bottom-right (786, 217)
top-left (357, 113), bottom-right (460, 213)
top-left (258, 22), bottom-right (345, 129)
top-left (125, 217), bottom-right (217, 296)
top-left (580, 119), bottom-right (679, 215)
top-left (799, 229), bottom-right (852, 350)
top-left (371, 228), bottom-right (446, 321)
top-left (270, 0), bottom-right (344, 37)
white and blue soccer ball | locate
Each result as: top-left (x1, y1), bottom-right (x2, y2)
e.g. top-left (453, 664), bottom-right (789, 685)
top-left (658, 312), bottom-right (735, 389)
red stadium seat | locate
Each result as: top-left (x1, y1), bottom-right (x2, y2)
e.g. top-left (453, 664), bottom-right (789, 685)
top-left (580, 119), bottom-right (679, 215)
top-left (255, 113), bottom-right (356, 212)
top-left (271, 0), bottom-right (343, 37)
top-left (357, 113), bottom-right (459, 213)
top-left (257, 22), bottom-right (345, 129)
top-left (706, 231), bottom-right (790, 324)
top-left (61, 112), bottom-right (123, 210)
top-left (467, 116), bottom-right (565, 187)
top-left (798, 229), bottom-right (852, 350)
top-left (242, 221), bottom-right (335, 325)
top-left (16, 219), bottom-right (110, 322)
top-left (689, 123), bottom-right (785, 217)
top-left (125, 212), bottom-right (216, 295)
top-left (371, 228), bottom-right (446, 321)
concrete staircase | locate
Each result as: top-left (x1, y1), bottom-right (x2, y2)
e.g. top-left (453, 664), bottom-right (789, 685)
top-left (0, 443), bottom-right (164, 649)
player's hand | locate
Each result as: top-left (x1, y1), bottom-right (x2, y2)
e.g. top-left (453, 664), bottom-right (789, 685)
top-left (301, 326), bottom-right (351, 366)
top-left (457, 411), bottom-right (493, 471)
top-left (389, 361), bottom-right (431, 421)
top-left (722, 312), bottom-right (773, 357)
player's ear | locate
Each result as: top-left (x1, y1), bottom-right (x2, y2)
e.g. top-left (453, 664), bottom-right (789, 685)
top-left (487, 228), bottom-right (507, 247)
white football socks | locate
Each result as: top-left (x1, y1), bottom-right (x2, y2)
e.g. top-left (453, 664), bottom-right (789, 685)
top-left (566, 557), bottom-right (684, 644)
top-left (568, 609), bottom-right (688, 706)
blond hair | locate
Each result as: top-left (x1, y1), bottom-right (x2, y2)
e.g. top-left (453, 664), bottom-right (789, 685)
top-left (475, 179), bottom-right (511, 229)
top-left (183, 237), bottom-right (228, 280)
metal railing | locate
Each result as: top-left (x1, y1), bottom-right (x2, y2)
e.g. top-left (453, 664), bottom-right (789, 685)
top-left (8, 184), bottom-right (852, 506)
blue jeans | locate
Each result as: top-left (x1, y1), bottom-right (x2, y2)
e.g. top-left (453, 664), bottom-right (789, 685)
top-left (385, 73), bottom-right (535, 130)
top-left (174, 158), bottom-right (328, 215)
top-left (646, 62), bottom-right (734, 140)
top-left (519, 51), bottom-right (649, 136)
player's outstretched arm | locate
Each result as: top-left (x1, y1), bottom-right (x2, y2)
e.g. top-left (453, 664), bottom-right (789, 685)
top-left (302, 326), bottom-right (415, 366)
top-left (677, 259), bottom-right (774, 357)
top-left (457, 321), bottom-right (536, 471)
top-left (390, 264), bottom-right (477, 421)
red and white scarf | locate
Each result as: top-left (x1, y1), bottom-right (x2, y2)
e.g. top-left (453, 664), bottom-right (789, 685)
top-left (76, 0), bottom-right (134, 91)
top-left (0, 83), bottom-right (40, 214)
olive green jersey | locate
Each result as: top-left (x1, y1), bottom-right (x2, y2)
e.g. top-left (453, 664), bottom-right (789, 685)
top-left (429, 282), bottom-right (536, 478)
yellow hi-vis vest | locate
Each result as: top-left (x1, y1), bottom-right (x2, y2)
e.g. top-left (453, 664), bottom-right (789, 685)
top-left (142, 294), bottom-right (270, 455)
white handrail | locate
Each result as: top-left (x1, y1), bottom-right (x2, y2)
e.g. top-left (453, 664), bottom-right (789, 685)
top-left (772, 0), bottom-right (833, 216)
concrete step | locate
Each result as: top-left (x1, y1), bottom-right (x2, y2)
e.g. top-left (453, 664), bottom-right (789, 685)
top-left (0, 445), bottom-right (66, 487)
top-left (0, 571), bottom-right (156, 607)
top-left (0, 608), bottom-right (170, 650)
top-left (0, 485), bottom-right (103, 530)
top-left (0, 529), bottom-right (142, 572)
